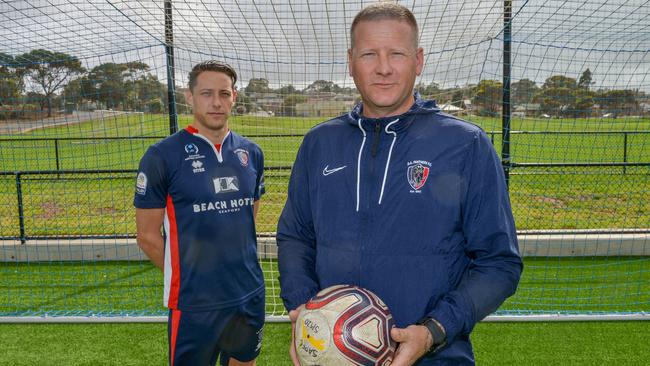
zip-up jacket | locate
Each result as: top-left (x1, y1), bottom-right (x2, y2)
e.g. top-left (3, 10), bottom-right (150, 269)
top-left (277, 95), bottom-right (522, 364)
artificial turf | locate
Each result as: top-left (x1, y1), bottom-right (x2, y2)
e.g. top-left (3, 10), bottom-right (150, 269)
top-left (0, 321), bottom-right (648, 365)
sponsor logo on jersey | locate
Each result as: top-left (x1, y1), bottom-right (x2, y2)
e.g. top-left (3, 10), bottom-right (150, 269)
top-left (184, 143), bottom-right (199, 154)
top-left (135, 172), bottom-right (147, 195)
top-left (234, 148), bottom-right (249, 167)
top-left (214, 176), bottom-right (239, 194)
top-left (191, 160), bottom-right (205, 173)
top-left (407, 160), bottom-right (432, 192)
top-left (184, 143), bottom-right (205, 161)
top-left (192, 196), bottom-right (254, 214)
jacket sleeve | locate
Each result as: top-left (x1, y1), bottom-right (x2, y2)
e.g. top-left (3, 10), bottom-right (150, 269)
top-left (276, 137), bottom-right (320, 311)
top-left (429, 130), bottom-right (523, 342)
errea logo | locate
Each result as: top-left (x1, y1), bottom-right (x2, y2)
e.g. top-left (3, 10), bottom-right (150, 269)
top-left (191, 160), bottom-right (205, 173)
top-left (214, 176), bottom-right (239, 194)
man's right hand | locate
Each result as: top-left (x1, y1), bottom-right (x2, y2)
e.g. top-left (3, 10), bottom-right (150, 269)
top-left (289, 305), bottom-right (305, 366)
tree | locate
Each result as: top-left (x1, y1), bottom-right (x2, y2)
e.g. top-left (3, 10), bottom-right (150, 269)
top-left (599, 89), bottom-right (638, 116)
top-left (451, 90), bottom-right (464, 109)
top-left (276, 84), bottom-right (298, 95)
top-left (536, 75), bottom-right (578, 117)
top-left (0, 53), bottom-right (22, 107)
top-left (578, 68), bottom-right (593, 90)
top-left (511, 78), bottom-right (539, 105)
top-left (415, 81), bottom-right (440, 98)
top-left (80, 62), bottom-right (153, 110)
top-left (16, 49), bottom-right (85, 116)
top-left (244, 78), bottom-right (270, 94)
top-left (282, 94), bottom-right (307, 116)
top-left (234, 91), bottom-right (251, 114)
top-left (473, 79), bottom-right (502, 116)
top-left (131, 73), bottom-right (165, 111)
top-left (304, 80), bottom-right (341, 94)
top-left (25, 91), bottom-right (47, 111)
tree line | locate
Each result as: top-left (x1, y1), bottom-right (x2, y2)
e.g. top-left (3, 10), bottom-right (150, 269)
top-left (468, 69), bottom-right (644, 118)
top-left (0, 49), bottom-right (167, 119)
top-left (1, 51), bottom-right (645, 120)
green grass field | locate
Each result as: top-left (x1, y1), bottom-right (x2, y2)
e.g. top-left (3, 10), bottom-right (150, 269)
top-left (0, 321), bottom-right (648, 365)
top-left (1, 113), bottom-right (648, 237)
top-left (2, 257), bottom-right (648, 317)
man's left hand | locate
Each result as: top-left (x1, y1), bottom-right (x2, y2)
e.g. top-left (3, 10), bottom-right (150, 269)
top-left (389, 325), bottom-right (433, 366)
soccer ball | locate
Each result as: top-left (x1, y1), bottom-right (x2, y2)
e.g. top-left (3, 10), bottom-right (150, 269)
top-left (294, 285), bottom-right (396, 366)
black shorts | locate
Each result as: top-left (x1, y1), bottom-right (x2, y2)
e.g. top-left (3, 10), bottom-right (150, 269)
top-left (168, 291), bottom-right (265, 366)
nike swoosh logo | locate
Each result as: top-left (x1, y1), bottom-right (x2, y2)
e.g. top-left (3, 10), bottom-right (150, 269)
top-left (323, 165), bottom-right (347, 176)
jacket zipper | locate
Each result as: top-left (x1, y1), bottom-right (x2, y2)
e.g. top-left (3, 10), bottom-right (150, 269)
top-left (371, 122), bottom-right (381, 157)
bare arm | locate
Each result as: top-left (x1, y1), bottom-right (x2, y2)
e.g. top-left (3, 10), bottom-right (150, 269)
top-left (135, 208), bottom-right (165, 270)
top-left (254, 200), bottom-right (260, 221)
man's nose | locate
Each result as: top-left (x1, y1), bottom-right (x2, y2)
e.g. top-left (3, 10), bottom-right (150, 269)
top-left (376, 54), bottom-right (393, 75)
top-left (211, 95), bottom-right (222, 108)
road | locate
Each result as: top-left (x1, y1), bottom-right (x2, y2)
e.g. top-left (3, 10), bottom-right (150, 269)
top-left (0, 110), bottom-right (129, 134)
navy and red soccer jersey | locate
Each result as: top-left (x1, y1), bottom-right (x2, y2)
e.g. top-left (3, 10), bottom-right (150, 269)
top-left (134, 126), bottom-right (265, 311)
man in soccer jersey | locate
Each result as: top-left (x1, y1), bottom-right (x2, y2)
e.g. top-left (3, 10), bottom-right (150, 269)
top-left (134, 60), bottom-right (265, 366)
top-left (277, 3), bottom-right (522, 366)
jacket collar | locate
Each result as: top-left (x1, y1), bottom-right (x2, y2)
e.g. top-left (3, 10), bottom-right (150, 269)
top-left (346, 92), bottom-right (440, 133)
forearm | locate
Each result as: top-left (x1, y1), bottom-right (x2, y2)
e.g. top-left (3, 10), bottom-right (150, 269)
top-left (430, 252), bottom-right (522, 341)
top-left (277, 236), bottom-right (319, 311)
top-left (137, 233), bottom-right (165, 270)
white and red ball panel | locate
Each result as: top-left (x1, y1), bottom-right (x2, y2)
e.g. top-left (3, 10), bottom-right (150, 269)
top-left (295, 285), bottom-right (396, 366)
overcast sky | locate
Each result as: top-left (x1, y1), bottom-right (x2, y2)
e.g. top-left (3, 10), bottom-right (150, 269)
top-left (1, 0), bottom-right (648, 91)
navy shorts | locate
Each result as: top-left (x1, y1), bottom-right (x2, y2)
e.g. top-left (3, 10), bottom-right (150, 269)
top-left (168, 290), bottom-right (265, 366)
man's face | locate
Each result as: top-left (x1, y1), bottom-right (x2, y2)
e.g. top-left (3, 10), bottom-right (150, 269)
top-left (348, 19), bottom-right (423, 118)
top-left (185, 71), bottom-right (237, 133)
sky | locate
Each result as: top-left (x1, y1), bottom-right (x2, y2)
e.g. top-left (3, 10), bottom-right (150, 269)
top-left (1, 0), bottom-right (649, 91)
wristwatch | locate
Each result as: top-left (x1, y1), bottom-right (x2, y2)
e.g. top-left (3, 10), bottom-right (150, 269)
top-left (417, 317), bottom-right (447, 354)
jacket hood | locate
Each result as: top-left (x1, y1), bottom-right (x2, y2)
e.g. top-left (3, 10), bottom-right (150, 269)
top-left (345, 92), bottom-right (441, 133)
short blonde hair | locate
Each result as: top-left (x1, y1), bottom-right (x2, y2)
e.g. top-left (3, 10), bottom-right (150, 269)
top-left (350, 2), bottom-right (419, 49)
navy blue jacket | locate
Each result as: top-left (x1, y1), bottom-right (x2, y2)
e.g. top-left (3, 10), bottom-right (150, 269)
top-left (277, 96), bottom-right (522, 364)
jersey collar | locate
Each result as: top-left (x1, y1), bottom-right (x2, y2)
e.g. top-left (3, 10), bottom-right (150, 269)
top-left (184, 125), bottom-right (228, 162)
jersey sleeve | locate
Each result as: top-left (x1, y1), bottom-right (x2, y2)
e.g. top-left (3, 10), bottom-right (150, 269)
top-left (133, 145), bottom-right (168, 209)
top-left (253, 146), bottom-right (265, 200)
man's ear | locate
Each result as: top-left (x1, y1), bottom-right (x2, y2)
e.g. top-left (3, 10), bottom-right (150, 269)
top-left (416, 47), bottom-right (424, 76)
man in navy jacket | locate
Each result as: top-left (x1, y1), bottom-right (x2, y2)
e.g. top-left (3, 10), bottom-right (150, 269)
top-left (277, 3), bottom-right (523, 365)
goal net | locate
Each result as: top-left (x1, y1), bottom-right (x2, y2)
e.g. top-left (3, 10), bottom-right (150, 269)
top-left (0, 0), bottom-right (648, 321)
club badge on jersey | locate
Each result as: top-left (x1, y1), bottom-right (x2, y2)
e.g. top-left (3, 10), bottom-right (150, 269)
top-left (234, 148), bottom-right (249, 167)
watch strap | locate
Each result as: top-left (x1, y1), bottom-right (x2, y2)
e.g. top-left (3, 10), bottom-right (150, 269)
top-left (417, 317), bottom-right (447, 354)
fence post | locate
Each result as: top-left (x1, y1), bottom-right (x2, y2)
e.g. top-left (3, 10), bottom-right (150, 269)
top-left (164, 0), bottom-right (178, 135)
top-left (502, 0), bottom-right (512, 187)
top-left (623, 132), bottom-right (628, 174)
top-left (54, 138), bottom-right (60, 172)
top-left (15, 172), bottom-right (26, 244)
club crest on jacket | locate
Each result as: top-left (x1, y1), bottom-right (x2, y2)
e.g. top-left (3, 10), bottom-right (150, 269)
top-left (407, 162), bottom-right (430, 191)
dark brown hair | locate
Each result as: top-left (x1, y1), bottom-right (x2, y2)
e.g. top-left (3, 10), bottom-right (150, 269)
top-left (188, 60), bottom-right (237, 91)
